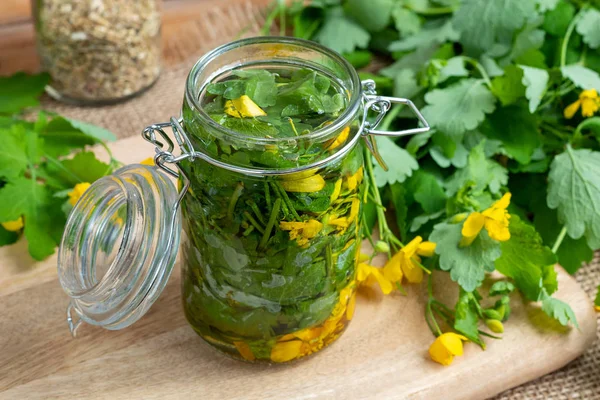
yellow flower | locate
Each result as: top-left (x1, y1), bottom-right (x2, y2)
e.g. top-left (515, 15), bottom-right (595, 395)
top-left (68, 182), bottom-right (92, 206)
top-left (140, 157), bottom-right (154, 166)
top-left (345, 167), bottom-right (364, 191)
top-left (429, 332), bottom-right (468, 366)
top-left (383, 236), bottom-right (436, 284)
top-left (224, 95), bottom-right (267, 118)
top-left (2, 217), bottom-right (23, 232)
top-left (357, 262), bottom-right (394, 294)
top-left (325, 126), bottom-right (350, 151)
top-left (564, 89), bottom-right (600, 119)
top-left (280, 174), bottom-right (326, 193)
top-left (280, 219), bottom-right (323, 246)
top-left (595, 305), bottom-right (600, 312)
top-left (330, 179), bottom-right (342, 202)
top-left (233, 341), bottom-right (256, 362)
top-left (460, 193), bottom-right (512, 246)
top-left (271, 283), bottom-right (354, 363)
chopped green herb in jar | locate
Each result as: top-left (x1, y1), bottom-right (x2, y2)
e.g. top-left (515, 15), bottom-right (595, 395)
top-left (179, 66), bottom-right (363, 363)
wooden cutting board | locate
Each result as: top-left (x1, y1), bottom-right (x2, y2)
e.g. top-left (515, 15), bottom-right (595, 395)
top-left (0, 134), bottom-right (597, 400)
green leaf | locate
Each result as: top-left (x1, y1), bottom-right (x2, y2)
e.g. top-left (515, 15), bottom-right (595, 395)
top-left (372, 137), bottom-right (418, 187)
top-left (389, 182), bottom-right (408, 240)
top-left (595, 286), bottom-right (600, 309)
top-left (547, 145), bottom-right (600, 249)
top-left (346, 0), bottom-right (394, 32)
top-left (489, 281), bottom-right (515, 296)
top-left (293, 7), bottom-right (325, 39)
top-left (439, 57), bottom-right (469, 83)
top-left (537, 0), bottom-right (559, 12)
top-left (561, 65), bottom-right (600, 92)
top-left (0, 125), bottom-right (30, 179)
top-left (541, 293), bottom-right (579, 328)
top-left (534, 202), bottom-right (594, 274)
top-left (233, 70), bottom-right (278, 108)
top-left (480, 55), bottom-right (505, 77)
top-left (481, 105), bottom-right (540, 164)
top-left (576, 8), bottom-right (600, 49)
top-left (0, 225), bottom-right (18, 246)
top-left (67, 119), bottom-right (116, 142)
top-left (430, 221), bottom-right (502, 292)
top-left (38, 117), bottom-right (98, 158)
top-left (391, 5), bottom-right (421, 37)
top-left (495, 215), bottom-right (558, 301)
top-left (445, 142), bottom-right (508, 196)
top-left (52, 151), bottom-right (111, 187)
top-left (0, 177), bottom-right (58, 260)
top-left (0, 72), bottom-right (49, 114)
top-left (388, 19), bottom-right (459, 52)
top-left (391, 69), bottom-right (420, 98)
top-left (454, 289), bottom-right (484, 346)
top-left (421, 79), bottom-right (496, 139)
top-left (542, 0), bottom-right (575, 36)
top-left (452, 0), bottom-right (536, 53)
top-left (406, 170), bottom-right (446, 214)
top-left (381, 44), bottom-right (440, 75)
top-left (520, 65), bottom-right (549, 113)
top-left (343, 50), bottom-right (372, 69)
top-left (314, 6), bottom-right (370, 54)
top-left (491, 65), bottom-right (526, 106)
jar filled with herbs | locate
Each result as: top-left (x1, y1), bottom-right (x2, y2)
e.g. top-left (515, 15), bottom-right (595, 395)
top-left (57, 37), bottom-right (429, 363)
top-left (32, 0), bottom-right (161, 104)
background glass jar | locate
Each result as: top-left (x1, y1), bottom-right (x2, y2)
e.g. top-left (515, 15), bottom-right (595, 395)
top-left (31, 0), bottom-right (161, 104)
top-left (57, 37), bottom-right (429, 364)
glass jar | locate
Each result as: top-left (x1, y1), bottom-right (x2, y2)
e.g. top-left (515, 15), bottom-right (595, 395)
top-left (31, 0), bottom-right (161, 104)
top-left (57, 37), bottom-right (429, 363)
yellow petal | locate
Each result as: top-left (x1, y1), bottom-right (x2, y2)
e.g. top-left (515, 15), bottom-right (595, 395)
top-left (580, 88), bottom-right (599, 99)
top-left (429, 333), bottom-right (468, 366)
top-left (581, 97), bottom-right (599, 117)
top-left (401, 256), bottom-right (423, 283)
top-left (383, 252), bottom-right (403, 283)
top-left (1, 217), bottom-right (23, 232)
top-left (356, 262), bottom-right (371, 282)
top-left (348, 198), bottom-right (361, 223)
top-left (493, 193), bottom-right (511, 210)
top-left (302, 219), bottom-right (323, 239)
top-left (460, 212), bottom-right (485, 247)
top-left (234, 341), bottom-right (256, 361)
top-left (271, 340), bottom-right (303, 363)
top-left (280, 174), bottom-right (326, 193)
top-left (330, 179), bottom-right (342, 202)
top-left (371, 268), bottom-right (394, 294)
top-left (416, 241), bottom-right (436, 257)
top-left (346, 175), bottom-right (357, 191)
top-left (224, 95), bottom-right (266, 118)
top-left (346, 293), bottom-right (356, 320)
top-left (140, 157), bottom-right (154, 166)
top-left (403, 236), bottom-right (423, 258)
top-left (564, 100), bottom-right (581, 119)
top-left (68, 182), bottom-right (92, 206)
top-left (329, 217), bottom-right (349, 228)
top-left (484, 218), bottom-right (511, 242)
top-left (325, 126), bottom-right (350, 151)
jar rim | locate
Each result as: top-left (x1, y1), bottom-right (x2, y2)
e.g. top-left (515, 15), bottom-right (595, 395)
top-left (184, 36), bottom-right (363, 145)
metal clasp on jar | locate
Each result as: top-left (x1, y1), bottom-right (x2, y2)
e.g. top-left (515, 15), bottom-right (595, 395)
top-left (360, 79), bottom-right (430, 137)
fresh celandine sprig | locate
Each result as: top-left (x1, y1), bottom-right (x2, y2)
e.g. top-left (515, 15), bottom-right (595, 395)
top-left (261, 0), bottom-right (598, 366)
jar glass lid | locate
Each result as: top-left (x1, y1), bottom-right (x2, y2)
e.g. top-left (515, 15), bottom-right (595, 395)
top-left (57, 164), bottom-right (181, 335)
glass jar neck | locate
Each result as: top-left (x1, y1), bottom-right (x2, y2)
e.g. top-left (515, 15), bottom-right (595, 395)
top-left (180, 37), bottom-right (363, 174)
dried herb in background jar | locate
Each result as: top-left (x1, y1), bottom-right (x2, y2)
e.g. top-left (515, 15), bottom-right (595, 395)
top-left (32, 0), bottom-right (162, 104)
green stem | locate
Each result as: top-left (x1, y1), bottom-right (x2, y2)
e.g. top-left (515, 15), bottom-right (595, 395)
top-left (244, 211), bottom-right (265, 234)
top-left (463, 57), bottom-right (493, 88)
top-left (560, 11), bottom-right (582, 68)
top-left (44, 154), bottom-right (82, 184)
top-left (264, 180), bottom-right (272, 210)
top-left (260, 198), bottom-right (281, 249)
top-left (274, 182), bottom-right (301, 221)
top-left (426, 275), bottom-right (443, 337)
top-left (227, 183), bottom-right (244, 220)
top-left (552, 226), bottom-right (568, 253)
top-left (246, 199), bottom-right (265, 225)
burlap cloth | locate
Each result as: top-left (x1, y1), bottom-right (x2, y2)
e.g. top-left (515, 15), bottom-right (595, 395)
top-left (40, 0), bottom-right (600, 397)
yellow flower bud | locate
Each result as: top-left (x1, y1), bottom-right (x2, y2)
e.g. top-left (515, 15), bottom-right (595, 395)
top-left (451, 213), bottom-right (468, 223)
top-left (374, 240), bottom-right (390, 253)
top-left (280, 174), bottom-right (326, 193)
